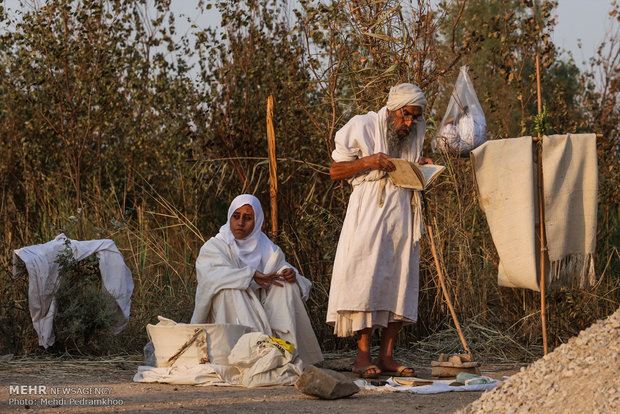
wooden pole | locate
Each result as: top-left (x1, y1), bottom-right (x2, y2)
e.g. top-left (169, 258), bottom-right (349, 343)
top-left (266, 93), bottom-right (278, 240)
top-left (535, 53), bottom-right (549, 356)
top-left (423, 194), bottom-right (473, 357)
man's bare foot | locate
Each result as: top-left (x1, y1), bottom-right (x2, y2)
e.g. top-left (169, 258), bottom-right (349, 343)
top-left (352, 362), bottom-right (381, 379)
top-left (353, 352), bottom-right (382, 378)
top-left (375, 356), bottom-right (415, 377)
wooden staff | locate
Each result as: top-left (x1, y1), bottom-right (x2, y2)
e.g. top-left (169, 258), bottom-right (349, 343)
top-left (422, 193), bottom-right (473, 357)
top-left (266, 93), bottom-right (278, 240)
top-left (535, 53), bottom-right (549, 356)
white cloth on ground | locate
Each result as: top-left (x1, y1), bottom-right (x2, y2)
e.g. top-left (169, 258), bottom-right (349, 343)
top-left (542, 133), bottom-right (598, 288)
top-left (12, 233), bottom-right (133, 348)
top-left (327, 105), bottom-right (425, 337)
top-left (226, 332), bottom-right (302, 387)
top-left (354, 377), bottom-right (500, 394)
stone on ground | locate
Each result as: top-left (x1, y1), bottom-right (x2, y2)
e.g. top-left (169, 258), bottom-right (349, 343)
top-left (295, 365), bottom-right (360, 400)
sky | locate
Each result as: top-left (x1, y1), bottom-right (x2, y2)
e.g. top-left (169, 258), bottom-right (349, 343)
top-left (552, 0), bottom-right (615, 68)
top-left (167, 0), bottom-right (616, 71)
top-left (3, 0), bottom-right (616, 71)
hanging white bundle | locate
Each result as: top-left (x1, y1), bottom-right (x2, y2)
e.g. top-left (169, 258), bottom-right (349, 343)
top-left (433, 66), bottom-right (487, 156)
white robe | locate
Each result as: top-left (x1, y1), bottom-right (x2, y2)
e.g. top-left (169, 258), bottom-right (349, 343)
top-left (191, 237), bottom-right (323, 368)
top-left (326, 107), bottom-right (424, 337)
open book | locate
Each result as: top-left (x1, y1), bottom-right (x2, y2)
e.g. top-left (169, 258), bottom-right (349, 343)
top-left (387, 158), bottom-right (445, 190)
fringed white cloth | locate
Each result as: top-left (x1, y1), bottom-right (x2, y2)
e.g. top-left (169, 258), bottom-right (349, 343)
top-left (542, 133), bottom-right (598, 289)
top-left (471, 134), bottom-right (599, 291)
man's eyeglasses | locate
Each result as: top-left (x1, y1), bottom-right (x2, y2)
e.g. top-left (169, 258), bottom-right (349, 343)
top-left (400, 108), bottom-right (422, 123)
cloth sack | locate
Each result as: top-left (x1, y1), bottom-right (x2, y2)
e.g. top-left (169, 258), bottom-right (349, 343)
top-left (136, 323), bottom-right (302, 387)
top-left (226, 332), bottom-right (302, 388)
top-left (146, 316), bottom-right (255, 367)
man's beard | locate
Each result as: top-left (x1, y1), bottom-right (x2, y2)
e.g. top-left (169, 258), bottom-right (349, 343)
top-left (386, 114), bottom-right (414, 157)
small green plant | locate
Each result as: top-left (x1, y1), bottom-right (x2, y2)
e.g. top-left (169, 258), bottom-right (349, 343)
top-left (534, 105), bottom-right (550, 136)
top-left (52, 240), bottom-right (119, 354)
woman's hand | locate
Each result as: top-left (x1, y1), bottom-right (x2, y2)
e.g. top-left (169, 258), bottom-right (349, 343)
top-left (278, 268), bottom-right (297, 284)
top-left (253, 270), bottom-right (284, 290)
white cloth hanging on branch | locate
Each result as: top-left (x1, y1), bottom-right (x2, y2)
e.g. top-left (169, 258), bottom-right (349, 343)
top-left (13, 233), bottom-right (134, 348)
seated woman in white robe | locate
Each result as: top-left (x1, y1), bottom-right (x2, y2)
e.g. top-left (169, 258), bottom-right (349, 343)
top-left (191, 194), bottom-right (323, 368)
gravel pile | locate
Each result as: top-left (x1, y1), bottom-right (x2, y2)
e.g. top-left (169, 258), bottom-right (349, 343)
top-left (459, 306), bottom-right (620, 413)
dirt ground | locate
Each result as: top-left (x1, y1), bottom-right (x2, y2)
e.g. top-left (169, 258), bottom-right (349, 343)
top-left (0, 355), bottom-right (521, 413)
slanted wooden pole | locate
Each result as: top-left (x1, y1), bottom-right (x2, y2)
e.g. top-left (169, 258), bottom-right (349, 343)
top-left (423, 194), bottom-right (473, 358)
top-left (266, 93), bottom-right (278, 240)
top-left (535, 53), bottom-right (549, 356)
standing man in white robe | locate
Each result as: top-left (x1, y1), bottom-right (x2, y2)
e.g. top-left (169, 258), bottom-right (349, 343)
top-left (191, 194), bottom-right (323, 368)
top-left (327, 84), bottom-right (432, 378)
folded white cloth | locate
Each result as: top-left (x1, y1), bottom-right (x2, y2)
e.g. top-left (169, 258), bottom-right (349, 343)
top-left (133, 364), bottom-right (227, 386)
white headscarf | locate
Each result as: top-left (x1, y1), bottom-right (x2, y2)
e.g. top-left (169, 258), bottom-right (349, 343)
top-left (215, 194), bottom-right (277, 272)
top-left (386, 83), bottom-right (427, 111)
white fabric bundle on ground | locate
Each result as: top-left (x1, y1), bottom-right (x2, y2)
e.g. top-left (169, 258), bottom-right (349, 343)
top-left (146, 316), bottom-right (254, 366)
top-left (134, 319), bottom-right (302, 387)
top-left (471, 134), bottom-right (599, 291)
top-left (12, 233), bottom-right (133, 348)
top-left (226, 332), bottom-right (302, 387)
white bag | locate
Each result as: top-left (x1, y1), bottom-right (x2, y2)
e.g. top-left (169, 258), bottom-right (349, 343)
top-left (146, 316), bottom-right (254, 367)
top-left (433, 66), bottom-right (487, 156)
top-left (227, 332), bottom-right (302, 387)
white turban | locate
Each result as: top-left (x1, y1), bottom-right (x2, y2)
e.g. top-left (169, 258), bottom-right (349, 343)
top-left (386, 83), bottom-right (427, 111)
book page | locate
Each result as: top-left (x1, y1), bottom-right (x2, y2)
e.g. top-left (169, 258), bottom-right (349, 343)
top-left (387, 158), bottom-right (424, 190)
top-left (418, 164), bottom-right (446, 187)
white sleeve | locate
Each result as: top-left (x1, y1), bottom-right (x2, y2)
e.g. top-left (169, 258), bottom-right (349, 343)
top-left (331, 114), bottom-right (376, 162)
